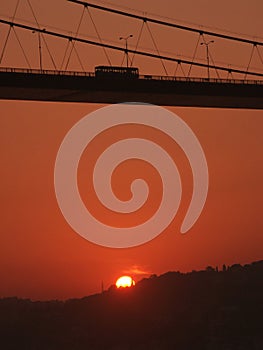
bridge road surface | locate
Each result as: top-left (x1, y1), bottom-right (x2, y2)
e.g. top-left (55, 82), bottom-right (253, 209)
top-left (0, 69), bottom-right (262, 109)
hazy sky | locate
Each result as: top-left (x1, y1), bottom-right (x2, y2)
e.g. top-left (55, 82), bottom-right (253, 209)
top-left (0, 0), bottom-right (262, 300)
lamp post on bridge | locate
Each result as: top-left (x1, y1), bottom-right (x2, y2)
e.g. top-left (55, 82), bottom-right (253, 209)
top-left (119, 34), bottom-right (133, 68)
top-left (200, 39), bottom-right (214, 80)
top-left (32, 30), bottom-right (42, 72)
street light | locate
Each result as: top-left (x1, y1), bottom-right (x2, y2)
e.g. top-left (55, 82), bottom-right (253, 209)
top-left (119, 34), bottom-right (133, 68)
top-left (32, 30), bottom-right (42, 71)
top-left (200, 39), bottom-right (214, 80)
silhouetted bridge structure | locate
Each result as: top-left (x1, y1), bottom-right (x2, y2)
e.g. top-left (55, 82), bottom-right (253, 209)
top-left (0, 0), bottom-right (263, 108)
top-left (0, 68), bottom-right (262, 109)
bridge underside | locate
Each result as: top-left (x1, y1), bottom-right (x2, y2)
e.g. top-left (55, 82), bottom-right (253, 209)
top-left (0, 71), bottom-right (262, 109)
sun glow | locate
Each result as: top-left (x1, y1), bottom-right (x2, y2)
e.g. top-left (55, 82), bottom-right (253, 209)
top-left (116, 276), bottom-right (135, 288)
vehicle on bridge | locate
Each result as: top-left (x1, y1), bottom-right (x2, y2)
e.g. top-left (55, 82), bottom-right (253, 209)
top-left (95, 66), bottom-right (139, 79)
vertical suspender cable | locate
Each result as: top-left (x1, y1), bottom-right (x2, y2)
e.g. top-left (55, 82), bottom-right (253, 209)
top-left (130, 20), bottom-right (145, 66)
top-left (255, 45), bottom-right (263, 65)
top-left (65, 5), bottom-right (86, 70)
top-left (12, 27), bottom-right (31, 68)
top-left (60, 40), bottom-right (71, 70)
top-left (187, 33), bottom-right (202, 78)
top-left (26, 0), bottom-right (57, 70)
top-left (208, 51), bottom-right (220, 78)
top-left (244, 44), bottom-right (255, 79)
top-left (72, 43), bottom-right (85, 71)
top-left (86, 6), bottom-right (112, 65)
top-left (145, 21), bottom-right (168, 76)
top-left (0, 0), bottom-right (20, 64)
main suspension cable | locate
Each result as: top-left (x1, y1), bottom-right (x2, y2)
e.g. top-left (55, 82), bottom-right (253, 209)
top-left (67, 0), bottom-right (263, 47)
top-left (1, 18), bottom-right (262, 77)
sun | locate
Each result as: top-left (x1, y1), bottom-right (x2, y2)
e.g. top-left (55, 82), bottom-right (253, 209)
top-left (116, 276), bottom-right (135, 288)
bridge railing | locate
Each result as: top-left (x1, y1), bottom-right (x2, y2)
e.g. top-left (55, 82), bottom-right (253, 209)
top-left (0, 67), bottom-right (262, 85)
top-left (0, 67), bottom-right (95, 77)
top-left (140, 74), bottom-right (263, 85)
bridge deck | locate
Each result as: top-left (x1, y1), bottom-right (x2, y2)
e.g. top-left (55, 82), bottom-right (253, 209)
top-left (0, 68), bottom-right (262, 109)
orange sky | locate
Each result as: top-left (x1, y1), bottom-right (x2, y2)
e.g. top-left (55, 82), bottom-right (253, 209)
top-left (0, 0), bottom-right (262, 300)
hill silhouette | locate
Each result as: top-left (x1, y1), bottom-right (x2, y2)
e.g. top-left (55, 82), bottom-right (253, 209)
top-left (1, 261), bottom-right (263, 349)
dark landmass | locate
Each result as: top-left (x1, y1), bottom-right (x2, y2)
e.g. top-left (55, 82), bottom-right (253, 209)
top-left (1, 261), bottom-right (263, 350)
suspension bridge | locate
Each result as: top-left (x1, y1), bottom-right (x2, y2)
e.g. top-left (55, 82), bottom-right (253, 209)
top-left (0, 0), bottom-right (262, 108)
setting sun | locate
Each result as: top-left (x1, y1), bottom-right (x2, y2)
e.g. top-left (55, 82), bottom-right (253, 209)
top-left (116, 276), bottom-right (135, 288)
